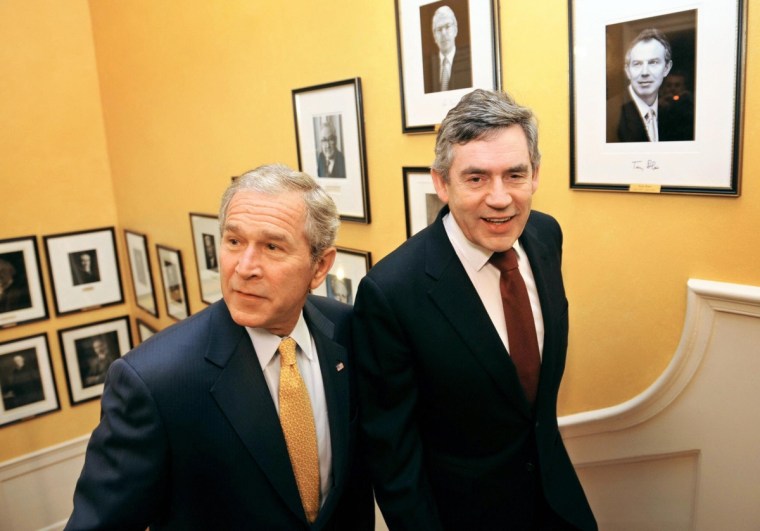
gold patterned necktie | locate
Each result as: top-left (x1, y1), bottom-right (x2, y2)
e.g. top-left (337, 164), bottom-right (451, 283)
top-left (278, 337), bottom-right (320, 523)
top-left (489, 249), bottom-right (541, 404)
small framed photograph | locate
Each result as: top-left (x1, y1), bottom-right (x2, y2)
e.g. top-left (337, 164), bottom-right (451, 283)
top-left (135, 318), bottom-right (157, 344)
top-left (43, 227), bottom-right (124, 315)
top-left (124, 230), bottom-right (158, 317)
top-left (403, 166), bottom-right (444, 238)
top-left (395, 0), bottom-right (502, 133)
top-left (58, 316), bottom-right (132, 405)
top-left (0, 236), bottom-right (49, 329)
top-left (0, 333), bottom-right (59, 426)
top-left (312, 247), bottom-right (372, 306)
top-left (189, 213), bottom-right (222, 305)
top-left (292, 78), bottom-right (370, 223)
top-left (156, 244), bottom-right (190, 320)
top-left (569, 0), bottom-right (746, 194)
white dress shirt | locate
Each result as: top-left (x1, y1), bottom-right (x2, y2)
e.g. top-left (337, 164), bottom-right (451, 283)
top-left (628, 84), bottom-right (659, 142)
top-left (443, 212), bottom-right (545, 358)
top-left (247, 313), bottom-right (333, 506)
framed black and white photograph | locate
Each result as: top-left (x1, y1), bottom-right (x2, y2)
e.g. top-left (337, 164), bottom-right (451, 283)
top-left (43, 227), bottom-right (124, 315)
top-left (59, 316), bottom-right (132, 405)
top-left (292, 78), bottom-right (370, 223)
top-left (189, 213), bottom-right (222, 305)
top-left (312, 247), bottom-right (372, 306)
top-left (0, 333), bottom-right (59, 427)
top-left (0, 236), bottom-right (48, 329)
top-left (403, 166), bottom-right (445, 238)
top-left (395, 0), bottom-right (501, 133)
top-left (156, 244), bottom-right (190, 321)
top-left (135, 318), bottom-right (157, 344)
top-left (124, 230), bottom-right (158, 317)
top-left (569, 0), bottom-right (746, 194)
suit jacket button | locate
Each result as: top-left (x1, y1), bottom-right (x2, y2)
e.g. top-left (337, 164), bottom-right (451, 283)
top-left (525, 462), bottom-right (535, 472)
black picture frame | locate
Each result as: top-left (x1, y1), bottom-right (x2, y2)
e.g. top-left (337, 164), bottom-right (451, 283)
top-left (189, 213), bottom-right (222, 305)
top-left (124, 229), bottom-right (159, 317)
top-left (43, 227), bottom-right (124, 315)
top-left (0, 333), bottom-right (59, 427)
top-left (395, 0), bottom-right (502, 133)
top-left (0, 236), bottom-right (49, 329)
top-left (569, 0), bottom-right (746, 195)
top-left (311, 247), bottom-right (372, 306)
top-left (58, 315), bottom-right (132, 405)
top-left (156, 244), bottom-right (190, 321)
top-left (135, 317), bottom-right (158, 344)
top-left (293, 78), bottom-right (371, 223)
top-left (403, 166), bottom-right (444, 238)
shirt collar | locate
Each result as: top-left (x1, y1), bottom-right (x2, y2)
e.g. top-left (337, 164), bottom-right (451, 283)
top-left (248, 311), bottom-right (314, 369)
top-left (628, 84), bottom-right (658, 118)
top-left (439, 46), bottom-right (457, 64)
top-left (442, 211), bottom-right (526, 271)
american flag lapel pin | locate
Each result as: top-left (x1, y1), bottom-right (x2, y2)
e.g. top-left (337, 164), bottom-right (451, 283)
top-left (336, 361), bottom-right (345, 372)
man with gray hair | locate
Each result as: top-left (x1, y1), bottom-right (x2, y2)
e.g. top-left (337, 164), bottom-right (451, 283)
top-left (66, 164), bottom-right (374, 530)
top-left (354, 90), bottom-right (597, 529)
top-left (423, 4), bottom-right (472, 93)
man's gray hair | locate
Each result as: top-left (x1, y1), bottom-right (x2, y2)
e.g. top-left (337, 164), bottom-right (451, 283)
top-left (432, 89), bottom-right (541, 182)
top-left (219, 164), bottom-right (339, 262)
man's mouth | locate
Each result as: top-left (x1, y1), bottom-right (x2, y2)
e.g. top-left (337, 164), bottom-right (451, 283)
top-left (483, 215), bottom-right (514, 224)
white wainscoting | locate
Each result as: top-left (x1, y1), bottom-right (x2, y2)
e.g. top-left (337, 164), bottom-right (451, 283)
top-left (2, 279), bottom-right (758, 530)
top-left (561, 279), bottom-right (760, 530)
top-left (0, 435), bottom-right (87, 531)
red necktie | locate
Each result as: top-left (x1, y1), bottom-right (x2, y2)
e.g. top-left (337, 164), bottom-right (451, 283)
top-left (489, 248), bottom-right (540, 403)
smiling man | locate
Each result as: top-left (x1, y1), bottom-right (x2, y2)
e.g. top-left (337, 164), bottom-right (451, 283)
top-left (607, 28), bottom-right (694, 143)
top-left (353, 89), bottom-right (597, 530)
top-left (66, 164), bottom-right (374, 530)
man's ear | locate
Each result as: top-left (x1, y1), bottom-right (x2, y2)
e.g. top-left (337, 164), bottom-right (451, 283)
top-left (431, 169), bottom-right (450, 204)
top-left (310, 247), bottom-right (337, 291)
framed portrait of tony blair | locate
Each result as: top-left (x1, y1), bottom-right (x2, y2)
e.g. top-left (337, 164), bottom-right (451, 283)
top-left (395, 0), bottom-right (502, 133)
top-left (43, 227), bottom-right (124, 315)
top-left (0, 236), bottom-right (48, 329)
top-left (292, 78), bottom-right (370, 223)
top-left (569, 0), bottom-right (746, 195)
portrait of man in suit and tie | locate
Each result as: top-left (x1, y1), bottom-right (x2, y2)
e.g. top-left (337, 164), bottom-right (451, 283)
top-left (315, 115), bottom-right (347, 178)
top-left (421, 1), bottom-right (473, 94)
top-left (69, 250), bottom-right (100, 286)
top-left (65, 163), bottom-right (374, 530)
top-left (606, 15), bottom-right (696, 143)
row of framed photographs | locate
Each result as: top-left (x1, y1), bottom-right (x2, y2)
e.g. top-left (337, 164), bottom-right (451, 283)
top-left (297, 0), bottom-right (744, 229)
top-left (0, 315), bottom-right (158, 428)
top-left (1, 214), bottom-right (226, 329)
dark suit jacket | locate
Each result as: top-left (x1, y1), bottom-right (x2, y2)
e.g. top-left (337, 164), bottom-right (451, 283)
top-left (66, 297), bottom-right (374, 531)
top-left (318, 150), bottom-right (346, 178)
top-left (353, 208), bottom-right (596, 531)
top-left (423, 46), bottom-right (472, 93)
top-left (607, 88), bottom-right (694, 143)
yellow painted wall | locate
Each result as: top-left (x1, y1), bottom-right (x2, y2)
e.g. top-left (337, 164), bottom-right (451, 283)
top-left (0, 0), bottom-right (123, 461)
top-left (1, 0), bottom-right (759, 463)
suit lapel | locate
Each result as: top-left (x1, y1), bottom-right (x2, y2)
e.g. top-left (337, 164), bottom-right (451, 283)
top-left (206, 303), bottom-right (305, 523)
top-left (424, 213), bottom-right (532, 417)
